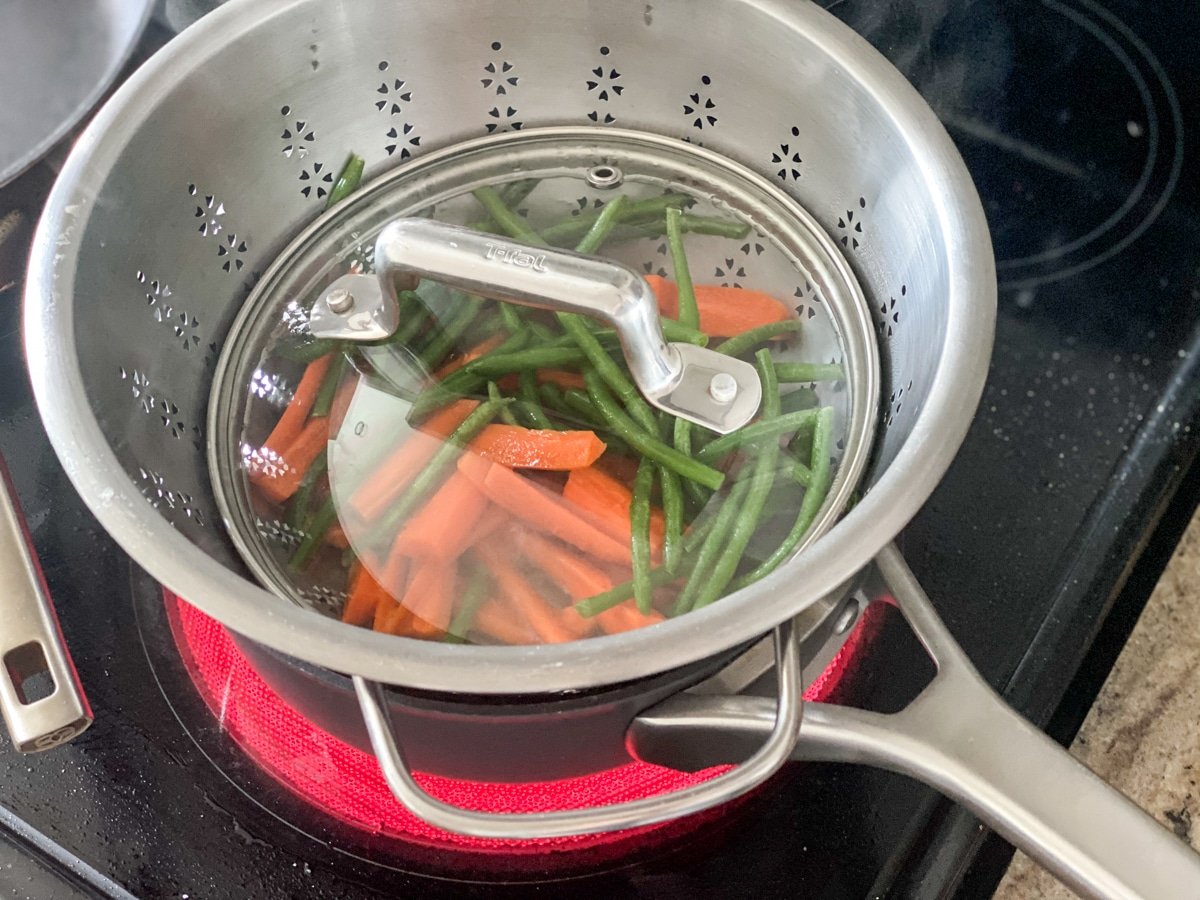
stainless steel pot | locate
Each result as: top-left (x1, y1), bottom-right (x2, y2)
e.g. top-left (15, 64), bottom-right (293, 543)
top-left (22, 0), bottom-right (1200, 895)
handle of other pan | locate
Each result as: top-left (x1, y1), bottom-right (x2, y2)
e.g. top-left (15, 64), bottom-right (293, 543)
top-left (0, 455), bottom-right (91, 752)
top-left (306, 218), bottom-right (762, 434)
top-left (628, 544), bottom-right (1200, 900)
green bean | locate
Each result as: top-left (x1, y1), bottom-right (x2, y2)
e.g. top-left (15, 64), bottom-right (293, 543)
top-left (325, 153), bottom-right (365, 209)
top-left (695, 408), bottom-right (820, 464)
top-left (527, 321), bottom-right (558, 343)
top-left (499, 178), bottom-right (541, 208)
top-left (561, 389), bottom-right (604, 427)
top-left (419, 296), bottom-right (486, 370)
top-left (693, 350), bottom-right (781, 609)
top-left (584, 370), bottom-right (725, 490)
top-left (558, 313), bottom-right (658, 432)
top-left (792, 459), bottom-right (813, 486)
top-left (517, 370), bottom-right (553, 429)
top-left (381, 397), bottom-right (510, 533)
top-left (444, 565), bottom-right (492, 643)
top-left (774, 362), bottom-right (845, 383)
top-left (289, 496), bottom-right (338, 570)
top-left (672, 416), bottom-right (710, 509)
top-left (779, 386), bottom-right (819, 415)
top-left (574, 195), bottom-right (629, 255)
top-left (608, 213), bottom-right (751, 242)
top-left (383, 290), bottom-right (430, 349)
top-left (574, 565), bottom-right (683, 618)
top-left (665, 207), bottom-right (700, 329)
top-left (732, 405), bottom-right (835, 589)
top-left (541, 193), bottom-right (694, 246)
top-left (542, 319), bottom-right (707, 349)
top-left (472, 186), bottom-right (545, 245)
top-left (498, 301), bottom-right (524, 333)
top-left (488, 381), bottom-right (521, 426)
top-left (407, 328), bottom-right (531, 420)
top-left (284, 449), bottom-right (328, 531)
top-left (659, 465), bottom-right (684, 575)
top-left (467, 346), bottom-right (586, 377)
top-left (537, 382), bottom-right (570, 418)
top-left (311, 351), bottom-right (348, 418)
top-left (631, 460), bottom-right (655, 614)
top-left (715, 319), bottom-right (804, 358)
top-left (673, 476), bottom-right (752, 615)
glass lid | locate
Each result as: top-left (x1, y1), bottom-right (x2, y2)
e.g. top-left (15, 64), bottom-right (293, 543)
top-left (208, 128), bottom-right (876, 647)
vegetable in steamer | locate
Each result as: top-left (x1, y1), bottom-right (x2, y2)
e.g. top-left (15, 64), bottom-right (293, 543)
top-left (245, 152), bottom-right (844, 645)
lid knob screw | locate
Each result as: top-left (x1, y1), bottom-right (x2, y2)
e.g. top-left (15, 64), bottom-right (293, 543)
top-left (708, 372), bottom-right (738, 404)
top-left (325, 288), bottom-right (354, 314)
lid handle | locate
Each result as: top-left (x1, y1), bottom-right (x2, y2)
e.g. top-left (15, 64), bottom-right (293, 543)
top-left (308, 219), bottom-right (761, 433)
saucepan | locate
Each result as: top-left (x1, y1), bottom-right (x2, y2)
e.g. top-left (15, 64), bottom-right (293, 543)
top-left (21, 0), bottom-right (1200, 896)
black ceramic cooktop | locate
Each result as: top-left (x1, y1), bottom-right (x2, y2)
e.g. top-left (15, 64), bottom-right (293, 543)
top-left (1, 1), bottom-right (1198, 897)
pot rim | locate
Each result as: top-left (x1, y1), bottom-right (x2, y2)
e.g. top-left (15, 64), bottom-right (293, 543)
top-left (24, 0), bottom-right (995, 694)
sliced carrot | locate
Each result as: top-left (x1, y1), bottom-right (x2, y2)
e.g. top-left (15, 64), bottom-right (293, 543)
top-left (474, 599), bottom-right (537, 645)
top-left (467, 504), bottom-right (511, 547)
top-left (536, 369), bottom-right (587, 391)
top-left (392, 471), bottom-right (489, 560)
top-left (475, 544), bottom-right (576, 644)
top-left (378, 550), bottom-right (410, 601)
top-left (457, 455), bottom-right (631, 564)
top-left (469, 425), bottom-right (606, 470)
top-left (326, 522), bottom-right (350, 550)
top-left (516, 531), bottom-right (613, 600)
top-left (645, 274), bottom-right (792, 338)
top-left (346, 399), bottom-right (479, 523)
top-left (254, 416), bottom-right (330, 504)
top-left (372, 589), bottom-right (401, 632)
top-left (562, 467), bottom-right (664, 561)
top-left (342, 566), bottom-right (385, 627)
top-left (260, 354), bottom-right (333, 458)
top-left (329, 370), bottom-right (359, 435)
top-left (403, 562), bottom-right (455, 637)
top-left (433, 334), bottom-right (506, 379)
top-left (597, 601), bottom-right (666, 635)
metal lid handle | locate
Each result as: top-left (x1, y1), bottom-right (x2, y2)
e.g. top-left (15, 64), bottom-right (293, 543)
top-left (309, 218), bottom-right (762, 433)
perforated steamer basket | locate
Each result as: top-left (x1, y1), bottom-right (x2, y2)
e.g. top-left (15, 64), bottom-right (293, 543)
top-left (28, 1), bottom-right (1200, 894)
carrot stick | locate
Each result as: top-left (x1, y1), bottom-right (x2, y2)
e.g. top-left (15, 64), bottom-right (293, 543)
top-left (346, 399), bottom-right (479, 522)
top-left (458, 455), bottom-right (631, 564)
top-left (536, 369), bottom-right (588, 391)
top-left (260, 354), bottom-right (333, 457)
top-left (392, 562), bottom-right (454, 638)
top-left (469, 425), bottom-right (606, 470)
top-left (475, 544), bottom-right (577, 644)
top-left (644, 274), bottom-right (791, 338)
top-left (254, 416), bottom-right (330, 504)
top-left (326, 522), bottom-right (350, 550)
top-left (597, 601), bottom-right (666, 635)
top-left (378, 549), bottom-right (410, 601)
top-left (329, 370), bottom-right (359, 435)
top-left (467, 504), bottom-right (511, 547)
top-left (474, 599), bottom-right (537, 645)
top-left (516, 531), bottom-right (613, 600)
top-left (560, 605), bottom-right (596, 640)
top-left (562, 467), bottom-right (665, 561)
top-left (342, 567), bottom-right (385, 627)
top-left (392, 471), bottom-right (489, 560)
top-left (433, 334), bottom-right (506, 379)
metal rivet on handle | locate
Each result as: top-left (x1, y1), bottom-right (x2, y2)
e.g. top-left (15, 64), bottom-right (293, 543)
top-left (325, 288), bottom-right (354, 314)
top-left (585, 165), bottom-right (623, 189)
top-left (709, 372), bottom-right (738, 404)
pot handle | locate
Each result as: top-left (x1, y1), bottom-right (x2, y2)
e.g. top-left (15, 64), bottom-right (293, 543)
top-left (0, 457), bottom-right (92, 753)
top-left (351, 619), bottom-right (801, 839)
top-left (629, 544), bottom-right (1200, 900)
top-left (307, 218), bottom-right (761, 434)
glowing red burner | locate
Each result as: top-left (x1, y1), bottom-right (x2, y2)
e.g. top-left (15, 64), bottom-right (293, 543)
top-left (169, 592), bottom-right (877, 852)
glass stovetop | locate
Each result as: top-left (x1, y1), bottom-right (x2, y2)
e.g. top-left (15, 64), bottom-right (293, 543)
top-left (0, 1), bottom-right (1197, 897)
